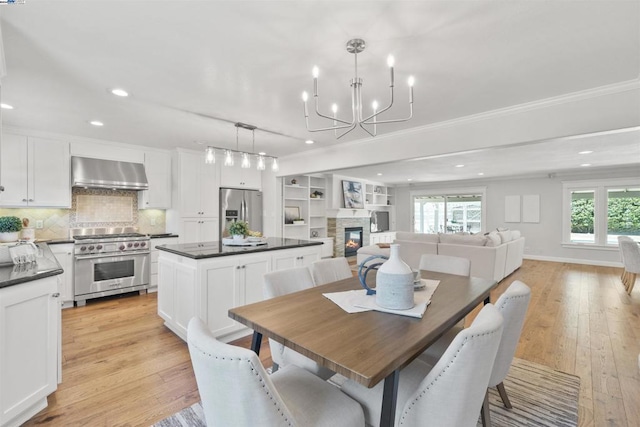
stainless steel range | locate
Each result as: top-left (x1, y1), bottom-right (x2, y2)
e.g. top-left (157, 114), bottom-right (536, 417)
top-left (72, 227), bottom-right (150, 306)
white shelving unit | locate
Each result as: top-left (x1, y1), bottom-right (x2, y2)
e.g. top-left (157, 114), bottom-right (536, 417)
top-left (365, 184), bottom-right (394, 208)
top-left (283, 174), bottom-right (327, 240)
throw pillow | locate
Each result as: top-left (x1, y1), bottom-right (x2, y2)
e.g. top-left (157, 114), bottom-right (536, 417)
top-left (511, 230), bottom-right (521, 240)
top-left (439, 233), bottom-right (487, 246)
top-left (485, 232), bottom-right (501, 247)
top-left (498, 230), bottom-right (512, 244)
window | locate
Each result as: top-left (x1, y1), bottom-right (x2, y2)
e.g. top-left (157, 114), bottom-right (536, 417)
top-left (412, 188), bottom-right (486, 234)
top-left (563, 179), bottom-right (640, 246)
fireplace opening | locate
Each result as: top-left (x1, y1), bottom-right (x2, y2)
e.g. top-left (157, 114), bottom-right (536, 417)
top-left (344, 227), bottom-right (363, 257)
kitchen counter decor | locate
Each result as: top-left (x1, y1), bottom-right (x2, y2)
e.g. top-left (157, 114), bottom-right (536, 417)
top-left (0, 216), bottom-right (23, 243)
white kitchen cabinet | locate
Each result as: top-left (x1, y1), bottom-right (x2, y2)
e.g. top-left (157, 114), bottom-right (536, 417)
top-left (200, 254), bottom-right (270, 337)
top-left (220, 164), bottom-right (261, 190)
top-left (0, 276), bottom-right (60, 427)
top-left (271, 245), bottom-right (321, 270)
top-left (157, 257), bottom-right (196, 339)
top-left (49, 244), bottom-right (74, 309)
top-left (0, 133), bottom-right (70, 208)
top-left (139, 151), bottom-right (172, 209)
top-left (181, 218), bottom-right (218, 244)
top-left (149, 236), bottom-right (179, 291)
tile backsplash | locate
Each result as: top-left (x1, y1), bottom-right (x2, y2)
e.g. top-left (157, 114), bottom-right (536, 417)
top-left (0, 188), bottom-right (166, 240)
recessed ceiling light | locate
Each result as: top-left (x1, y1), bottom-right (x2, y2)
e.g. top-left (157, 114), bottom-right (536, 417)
top-left (111, 88), bottom-right (129, 97)
top-left (89, 120), bottom-right (104, 127)
top-left (579, 150), bottom-right (593, 155)
top-left (377, 173), bottom-right (382, 176)
top-left (305, 140), bottom-right (314, 144)
top-left (407, 178), bottom-right (413, 181)
top-left (478, 172), bottom-right (485, 176)
top-left (455, 164), bottom-right (465, 168)
top-left (258, 152), bottom-right (266, 156)
top-left (581, 163), bottom-right (591, 167)
top-left (0, 103), bottom-right (14, 110)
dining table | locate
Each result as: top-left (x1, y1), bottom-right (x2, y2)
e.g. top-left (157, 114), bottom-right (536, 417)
top-left (228, 270), bottom-right (497, 427)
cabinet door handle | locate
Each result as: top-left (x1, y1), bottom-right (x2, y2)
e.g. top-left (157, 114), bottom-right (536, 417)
top-left (52, 293), bottom-right (60, 298)
top-left (236, 266), bottom-right (240, 270)
top-left (0, 185), bottom-right (4, 192)
top-left (28, 198), bottom-right (34, 202)
top-left (22, 198), bottom-right (27, 202)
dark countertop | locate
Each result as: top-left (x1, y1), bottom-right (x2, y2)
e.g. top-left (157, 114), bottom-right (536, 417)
top-left (36, 239), bottom-right (75, 245)
top-left (148, 233), bottom-right (179, 239)
top-left (157, 237), bottom-right (322, 259)
top-left (0, 243), bottom-right (64, 289)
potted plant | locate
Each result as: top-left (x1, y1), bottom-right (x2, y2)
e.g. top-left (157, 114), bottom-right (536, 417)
top-left (228, 220), bottom-right (249, 240)
top-left (0, 216), bottom-right (23, 242)
top-left (293, 218), bottom-right (305, 225)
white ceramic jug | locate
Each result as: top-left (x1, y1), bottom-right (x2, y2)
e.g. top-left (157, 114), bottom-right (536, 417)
top-left (376, 244), bottom-right (414, 309)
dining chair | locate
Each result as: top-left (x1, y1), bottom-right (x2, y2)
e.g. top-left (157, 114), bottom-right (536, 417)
top-left (340, 303), bottom-right (504, 427)
top-left (187, 318), bottom-right (365, 427)
top-left (419, 253), bottom-right (471, 276)
top-left (263, 267), bottom-right (335, 379)
top-left (419, 280), bottom-right (531, 427)
top-left (619, 239), bottom-right (640, 294)
top-left (618, 236), bottom-right (633, 286)
top-left (311, 257), bottom-right (353, 285)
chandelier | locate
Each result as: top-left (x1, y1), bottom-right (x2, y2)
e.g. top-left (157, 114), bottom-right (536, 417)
top-left (205, 123), bottom-right (278, 172)
top-left (301, 38), bottom-right (414, 139)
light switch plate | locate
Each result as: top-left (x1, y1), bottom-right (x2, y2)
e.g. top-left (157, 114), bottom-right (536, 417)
top-left (36, 220), bottom-right (44, 229)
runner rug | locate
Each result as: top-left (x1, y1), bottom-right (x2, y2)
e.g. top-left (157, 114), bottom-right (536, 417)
top-left (152, 357), bottom-right (580, 427)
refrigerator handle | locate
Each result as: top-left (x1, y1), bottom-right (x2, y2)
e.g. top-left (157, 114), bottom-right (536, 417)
top-left (241, 197), bottom-right (246, 222)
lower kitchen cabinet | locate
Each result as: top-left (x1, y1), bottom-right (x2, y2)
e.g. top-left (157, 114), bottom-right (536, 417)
top-left (0, 276), bottom-right (60, 427)
top-left (157, 244), bottom-right (321, 342)
top-left (271, 245), bottom-right (321, 270)
top-left (49, 244), bottom-right (74, 308)
top-left (149, 236), bottom-right (179, 291)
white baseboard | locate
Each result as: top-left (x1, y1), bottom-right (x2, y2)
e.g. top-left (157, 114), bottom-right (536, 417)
top-left (523, 254), bottom-right (622, 268)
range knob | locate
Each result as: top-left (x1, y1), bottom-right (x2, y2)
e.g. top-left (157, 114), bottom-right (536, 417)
top-left (140, 242), bottom-right (147, 247)
top-left (88, 245), bottom-right (95, 251)
top-left (119, 244), bottom-right (126, 251)
top-left (80, 246), bottom-right (87, 251)
top-left (96, 245), bottom-right (103, 250)
top-left (127, 243), bottom-right (133, 248)
top-left (134, 242), bottom-right (140, 248)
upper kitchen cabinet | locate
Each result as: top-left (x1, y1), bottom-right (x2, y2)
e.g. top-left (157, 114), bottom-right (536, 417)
top-left (138, 150), bottom-right (172, 209)
top-left (220, 164), bottom-right (261, 190)
top-left (172, 150), bottom-right (218, 217)
top-left (0, 133), bottom-right (71, 208)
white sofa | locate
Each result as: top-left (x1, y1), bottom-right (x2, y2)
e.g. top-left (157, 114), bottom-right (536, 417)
top-left (356, 230), bottom-right (524, 282)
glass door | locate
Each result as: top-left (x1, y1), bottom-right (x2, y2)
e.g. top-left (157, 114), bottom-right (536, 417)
top-left (413, 194), bottom-right (483, 234)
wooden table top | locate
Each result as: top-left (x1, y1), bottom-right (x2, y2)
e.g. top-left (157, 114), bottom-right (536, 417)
top-left (228, 271), bottom-right (497, 388)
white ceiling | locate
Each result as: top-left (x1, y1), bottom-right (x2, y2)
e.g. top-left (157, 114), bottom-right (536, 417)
top-left (0, 0), bottom-right (638, 183)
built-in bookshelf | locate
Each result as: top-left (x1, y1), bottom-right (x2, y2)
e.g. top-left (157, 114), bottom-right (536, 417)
top-left (283, 174), bottom-right (327, 240)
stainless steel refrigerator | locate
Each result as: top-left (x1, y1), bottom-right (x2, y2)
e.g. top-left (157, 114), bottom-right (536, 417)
top-left (219, 188), bottom-right (263, 238)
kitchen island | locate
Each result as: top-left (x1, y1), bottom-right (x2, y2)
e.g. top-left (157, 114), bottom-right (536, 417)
top-left (0, 243), bottom-right (62, 427)
top-left (156, 238), bottom-right (323, 342)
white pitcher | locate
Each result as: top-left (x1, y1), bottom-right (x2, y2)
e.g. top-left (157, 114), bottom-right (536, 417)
top-left (376, 243), bottom-right (414, 310)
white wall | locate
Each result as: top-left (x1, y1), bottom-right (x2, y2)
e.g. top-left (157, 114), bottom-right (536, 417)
top-left (394, 167), bottom-right (639, 266)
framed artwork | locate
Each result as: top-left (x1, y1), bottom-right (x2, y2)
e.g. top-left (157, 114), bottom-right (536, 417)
top-left (342, 180), bottom-right (364, 209)
top-left (284, 206), bottom-right (300, 224)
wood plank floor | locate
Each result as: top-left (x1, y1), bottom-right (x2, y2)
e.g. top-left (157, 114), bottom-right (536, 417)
top-left (23, 259), bottom-right (639, 426)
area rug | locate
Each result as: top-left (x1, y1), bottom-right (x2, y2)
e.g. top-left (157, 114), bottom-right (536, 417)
top-left (152, 358), bottom-right (580, 427)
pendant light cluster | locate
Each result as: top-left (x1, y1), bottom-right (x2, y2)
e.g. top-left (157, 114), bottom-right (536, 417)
top-left (205, 122), bottom-right (278, 172)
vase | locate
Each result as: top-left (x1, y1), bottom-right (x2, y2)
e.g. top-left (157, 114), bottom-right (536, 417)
top-left (375, 243), bottom-right (414, 310)
top-left (0, 231), bottom-right (20, 243)
top-left (232, 234), bottom-right (245, 241)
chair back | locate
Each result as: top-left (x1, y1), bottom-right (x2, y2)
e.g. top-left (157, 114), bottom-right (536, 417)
top-left (618, 235), bottom-right (633, 263)
top-left (419, 253), bottom-right (471, 276)
top-left (263, 266), bottom-right (315, 299)
top-left (187, 318), bottom-right (295, 426)
top-left (620, 239), bottom-right (640, 274)
top-left (399, 303), bottom-right (503, 427)
top-left (489, 280), bottom-right (531, 387)
top-left (311, 257), bottom-right (352, 285)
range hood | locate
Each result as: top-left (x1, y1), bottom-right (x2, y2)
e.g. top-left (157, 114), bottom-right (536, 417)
top-left (71, 156), bottom-right (149, 190)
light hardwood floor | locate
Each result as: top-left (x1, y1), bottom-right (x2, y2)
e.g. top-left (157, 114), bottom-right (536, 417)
top-left (23, 259), bottom-right (639, 426)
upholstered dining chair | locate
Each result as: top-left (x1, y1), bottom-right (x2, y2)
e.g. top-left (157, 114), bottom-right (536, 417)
top-left (187, 318), bottom-right (365, 427)
top-left (419, 280), bottom-right (531, 427)
top-left (311, 257), bottom-right (353, 285)
top-left (263, 267), bottom-right (335, 379)
top-left (419, 253), bottom-right (471, 276)
top-left (618, 236), bottom-right (633, 286)
top-left (619, 239), bottom-right (640, 294)
top-left (340, 304), bottom-right (504, 427)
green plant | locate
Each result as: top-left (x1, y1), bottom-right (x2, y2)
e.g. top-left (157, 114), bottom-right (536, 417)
top-left (0, 216), bottom-right (23, 233)
top-left (228, 220), bottom-right (249, 236)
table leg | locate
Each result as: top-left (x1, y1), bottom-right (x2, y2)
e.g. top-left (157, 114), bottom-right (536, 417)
top-left (484, 295), bottom-right (491, 305)
top-left (380, 369), bottom-right (400, 427)
top-left (250, 331), bottom-right (262, 355)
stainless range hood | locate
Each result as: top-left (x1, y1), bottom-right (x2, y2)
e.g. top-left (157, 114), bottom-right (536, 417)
top-left (71, 156), bottom-right (149, 190)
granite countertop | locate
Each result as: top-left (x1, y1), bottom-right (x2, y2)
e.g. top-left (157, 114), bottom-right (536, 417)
top-left (0, 243), bottom-right (64, 289)
top-left (157, 237), bottom-right (322, 259)
top-left (148, 233), bottom-right (179, 239)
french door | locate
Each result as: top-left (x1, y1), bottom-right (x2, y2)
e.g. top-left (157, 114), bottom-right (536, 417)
top-left (412, 193), bottom-right (484, 234)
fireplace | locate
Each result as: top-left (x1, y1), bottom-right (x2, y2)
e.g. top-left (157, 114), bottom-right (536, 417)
top-left (344, 227), bottom-right (363, 257)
